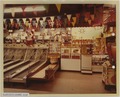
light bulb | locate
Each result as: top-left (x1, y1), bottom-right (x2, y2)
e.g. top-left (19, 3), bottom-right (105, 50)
top-left (111, 32), bottom-right (115, 36)
top-left (112, 65), bottom-right (115, 69)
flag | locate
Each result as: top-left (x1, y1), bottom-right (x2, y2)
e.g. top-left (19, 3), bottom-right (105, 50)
top-left (21, 6), bottom-right (26, 17)
top-left (72, 17), bottom-right (76, 27)
top-left (43, 17), bottom-right (46, 22)
top-left (23, 18), bottom-right (26, 23)
top-left (67, 14), bottom-right (72, 21)
top-left (88, 19), bottom-right (92, 25)
top-left (56, 4), bottom-right (61, 13)
top-left (51, 16), bottom-right (54, 22)
top-left (32, 5), bottom-right (37, 16)
top-left (36, 18), bottom-right (39, 23)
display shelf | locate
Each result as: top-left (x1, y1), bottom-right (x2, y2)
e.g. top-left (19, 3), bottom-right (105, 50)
top-left (92, 54), bottom-right (108, 72)
top-left (49, 42), bottom-right (61, 54)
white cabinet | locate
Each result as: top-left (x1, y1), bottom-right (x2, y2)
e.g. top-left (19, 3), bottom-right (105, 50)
top-left (61, 47), bottom-right (81, 71)
top-left (61, 59), bottom-right (81, 71)
top-left (81, 55), bottom-right (92, 74)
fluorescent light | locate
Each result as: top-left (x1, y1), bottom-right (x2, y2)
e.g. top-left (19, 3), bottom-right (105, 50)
top-left (4, 5), bottom-right (46, 13)
top-left (4, 7), bottom-right (23, 13)
top-left (25, 6), bottom-right (46, 12)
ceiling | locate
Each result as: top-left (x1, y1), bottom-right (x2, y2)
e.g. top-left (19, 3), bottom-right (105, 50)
top-left (4, 4), bottom-right (100, 18)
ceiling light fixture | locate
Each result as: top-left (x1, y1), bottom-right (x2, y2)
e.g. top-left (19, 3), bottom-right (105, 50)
top-left (4, 5), bottom-right (46, 13)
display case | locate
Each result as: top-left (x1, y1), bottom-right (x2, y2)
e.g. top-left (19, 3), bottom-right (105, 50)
top-left (61, 47), bottom-right (71, 59)
top-left (102, 60), bottom-right (116, 90)
top-left (92, 55), bottom-right (108, 72)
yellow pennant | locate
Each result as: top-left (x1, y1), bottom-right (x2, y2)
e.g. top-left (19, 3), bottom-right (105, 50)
top-left (56, 4), bottom-right (61, 13)
top-left (88, 19), bottom-right (92, 25)
top-left (72, 17), bottom-right (76, 27)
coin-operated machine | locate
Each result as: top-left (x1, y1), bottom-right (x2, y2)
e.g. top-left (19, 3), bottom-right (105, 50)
top-left (102, 36), bottom-right (116, 90)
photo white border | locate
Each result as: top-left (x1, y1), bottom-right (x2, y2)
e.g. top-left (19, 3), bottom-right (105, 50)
top-left (0, 0), bottom-right (119, 97)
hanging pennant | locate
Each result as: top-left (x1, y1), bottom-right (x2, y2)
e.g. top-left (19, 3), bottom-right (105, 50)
top-left (68, 21), bottom-right (71, 27)
top-left (10, 19), bottom-right (13, 24)
top-left (16, 19), bottom-right (19, 23)
top-left (56, 4), bottom-right (61, 13)
top-left (43, 17), bottom-right (46, 22)
top-left (50, 16), bottom-right (54, 22)
top-left (72, 17), bottom-right (76, 27)
top-left (32, 5), bottom-right (37, 16)
top-left (40, 17), bottom-right (43, 20)
top-left (88, 19), bottom-right (92, 25)
top-left (23, 18), bottom-right (26, 23)
top-left (67, 14), bottom-right (72, 21)
top-left (21, 6), bottom-right (26, 17)
top-left (43, 22), bottom-right (47, 28)
top-left (29, 18), bottom-right (32, 23)
top-left (57, 16), bottom-right (61, 20)
top-left (51, 22), bottom-right (54, 27)
top-left (11, 8), bottom-right (15, 17)
top-left (90, 14), bottom-right (94, 21)
top-left (36, 18), bottom-right (39, 23)
top-left (40, 20), bottom-right (44, 27)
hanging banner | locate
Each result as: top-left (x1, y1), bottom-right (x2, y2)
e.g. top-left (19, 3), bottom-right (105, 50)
top-left (21, 6), bottom-right (26, 17)
top-left (56, 4), bottom-right (61, 13)
top-left (67, 14), bottom-right (71, 21)
top-left (72, 17), bottom-right (76, 27)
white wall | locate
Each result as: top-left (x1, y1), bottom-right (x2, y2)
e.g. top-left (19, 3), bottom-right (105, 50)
top-left (72, 27), bottom-right (103, 39)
